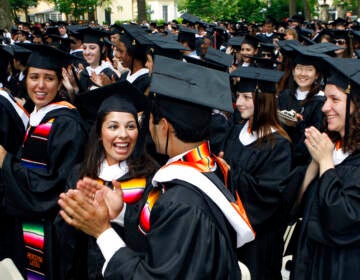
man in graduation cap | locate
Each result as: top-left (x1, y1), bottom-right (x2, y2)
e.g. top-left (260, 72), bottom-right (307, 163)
top-left (58, 55), bottom-right (255, 279)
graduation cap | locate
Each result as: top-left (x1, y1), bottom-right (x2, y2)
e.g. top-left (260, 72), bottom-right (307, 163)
top-left (204, 47), bottom-right (233, 69)
top-left (78, 27), bottom-right (109, 44)
top-left (227, 36), bottom-right (245, 49)
top-left (146, 34), bottom-right (188, 59)
top-left (250, 55), bottom-right (281, 69)
top-left (242, 34), bottom-right (260, 49)
top-left (0, 44), bottom-right (14, 60)
top-left (314, 29), bottom-right (334, 43)
top-left (119, 24), bottom-right (153, 62)
top-left (178, 26), bottom-right (196, 42)
top-left (67, 25), bottom-right (84, 40)
top-left (56, 21), bottom-right (68, 27)
top-left (230, 67), bottom-right (284, 130)
top-left (12, 44), bottom-right (32, 60)
top-left (149, 55), bottom-right (233, 133)
top-left (259, 42), bottom-right (276, 58)
top-left (149, 55), bottom-right (232, 131)
top-left (306, 42), bottom-right (344, 56)
top-left (288, 15), bottom-right (305, 24)
top-left (17, 43), bottom-right (74, 72)
top-left (297, 28), bottom-right (315, 45)
top-left (332, 17), bottom-right (347, 28)
top-left (290, 44), bottom-right (329, 71)
top-left (184, 54), bottom-right (228, 72)
top-left (180, 13), bottom-right (201, 25)
top-left (322, 57), bottom-right (360, 139)
top-left (278, 39), bottom-right (301, 57)
top-left (230, 66), bottom-right (284, 93)
top-left (43, 26), bottom-right (60, 37)
top-left (75, 80), bottom-right (147, 122)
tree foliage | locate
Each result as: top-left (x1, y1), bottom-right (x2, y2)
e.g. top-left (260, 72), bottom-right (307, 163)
top-left (9, 0), bottom-right (38, 21)
top-left (50, 0), bottom-right (98, 20)
top-left (179, 0), bottom-right (324, 22)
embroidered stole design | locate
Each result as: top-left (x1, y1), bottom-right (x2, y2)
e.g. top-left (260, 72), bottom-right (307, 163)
top-left (20, 102), bottom-right (74, 279)
top-left (21, 118), bottom-right (55, 169)
top-left (22, 223), bottom-right (45, 280)
top-left (99, 177), bottom-right (147, 204)
top-left (138, 141), bottom-right (216, 235)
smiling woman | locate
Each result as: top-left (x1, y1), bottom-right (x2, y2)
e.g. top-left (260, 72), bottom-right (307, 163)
top-left (0, 44), bottom-right (88, 279)
top-left (277, 46), bottom-right (325, 167)
top-left (55, 81), bottom-right (158, 279)
top-left (290, 57), bottom-right (360, 280)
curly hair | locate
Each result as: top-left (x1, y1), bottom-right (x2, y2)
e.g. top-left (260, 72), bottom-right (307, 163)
top-left (326, 93), bottom-right (360, 153)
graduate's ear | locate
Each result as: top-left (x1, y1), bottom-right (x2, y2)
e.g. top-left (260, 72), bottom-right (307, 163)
top-left (159, 117), bottom-right (170, 136)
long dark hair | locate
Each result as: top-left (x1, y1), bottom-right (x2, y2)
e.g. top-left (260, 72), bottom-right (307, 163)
top-left (326, 92), bottom-right (360, 153)
top-left (251, 90), bottom-right (291, 147)
top-left (79, 110), bottom-right (158, 179)
top-left (288, 65), bottom-right (323, 106)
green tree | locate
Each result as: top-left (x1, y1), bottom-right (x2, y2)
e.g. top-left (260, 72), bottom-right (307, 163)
top-left (0, 0), bottom-right (13, 29)
top-left (9, 0), bottom-right (38, 22)
top-left (51, 0), bottom-right (98, 21)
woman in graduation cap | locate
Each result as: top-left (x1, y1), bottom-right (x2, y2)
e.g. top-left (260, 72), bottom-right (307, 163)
top-left (229, 34), bottom-right (259, 71)
top-left (55, 81), bottom-right (159, 279)
top-left (277, 47), bottom-right (326, 167)
top-left (0, 44), bottom-right (88, 280)
top-left (64, 27), bottom-right (119, 95)
top-left (114, 24), bottom-right (152, 94)
top-left (222, 67), bottom-right (293, 280)
top-left (291, 57), bottom-right (360, 280)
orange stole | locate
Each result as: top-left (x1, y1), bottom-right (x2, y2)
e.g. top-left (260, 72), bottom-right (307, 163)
top-left (108, 177), bottom-right (147, 204)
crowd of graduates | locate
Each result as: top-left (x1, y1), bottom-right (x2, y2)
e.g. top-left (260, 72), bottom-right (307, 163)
top-left (0, 11), bottom-right (359, 280)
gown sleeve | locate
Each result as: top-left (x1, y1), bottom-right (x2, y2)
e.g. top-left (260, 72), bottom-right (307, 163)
top-left (103, 184), bottom-right (239, 280)
top-left (307, 166), bottom-right (360, 246)
top-left (1, 114), bottom-right (87, 218)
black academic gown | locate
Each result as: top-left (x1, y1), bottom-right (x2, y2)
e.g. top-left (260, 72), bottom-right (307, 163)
top-left (55, 167), bottom-right (154, 280)
top-left (0, 104), bottom-right (87, 280)
top-left (103, 179), bottom-right (241, 280)
top-left (223, 122), bottom-right (292, 280)
top-left (291, 151), bottom-right (360, 280)
top-left (120, 70), bottom-right (150, 95)
top-left (0, 90), bottom-right (28, 261)
top-left (277, 89), bottom-right (325, 167)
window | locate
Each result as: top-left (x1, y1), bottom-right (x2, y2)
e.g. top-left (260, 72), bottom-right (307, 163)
top-left (162, 5), bottom-right (168, 22)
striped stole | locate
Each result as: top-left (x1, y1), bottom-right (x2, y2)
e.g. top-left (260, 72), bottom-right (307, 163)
top-left (138, 141), bottom-right (215, 235)
top-left (22, 223), bottom-right (45, 280)
top-left (100, 177), bottom-right (147, 204)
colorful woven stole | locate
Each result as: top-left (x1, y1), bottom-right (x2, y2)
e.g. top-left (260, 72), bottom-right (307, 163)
top-left (20, 102), bottom-right (74, 280)
top-left (22, 223), bottom-right (45, 280)
top-left (99, 177), bottom-right (147, 204)
top-left (138, 141), bottom-right (216, 235)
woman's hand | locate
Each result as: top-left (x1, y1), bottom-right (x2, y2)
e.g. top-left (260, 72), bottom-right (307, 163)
top-left (62, 66), bottom-right (79, 96)
top-left (58, 188), bottom-right (111, 238)
top-left (305, 126), bottom-right (335, 176)
top-left (76, 177), bottom-right (124, 219)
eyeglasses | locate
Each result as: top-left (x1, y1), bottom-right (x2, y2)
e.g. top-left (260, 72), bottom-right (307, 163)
top-left (261, 52), bottom-right (272, 58)
top-left (333, 39), bottom-right (346, 45)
